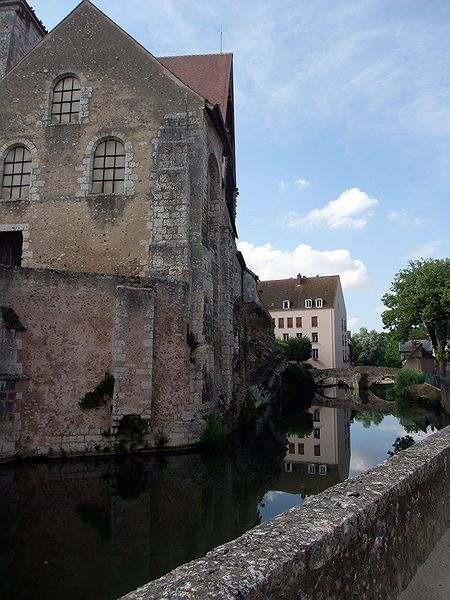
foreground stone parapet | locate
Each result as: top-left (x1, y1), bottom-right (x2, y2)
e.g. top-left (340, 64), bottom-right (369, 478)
top-left (122, 426), bottom-right (450, 600)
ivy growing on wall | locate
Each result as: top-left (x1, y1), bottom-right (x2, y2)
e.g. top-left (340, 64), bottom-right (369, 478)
top-left (79, 372), bottom-right (115, 409)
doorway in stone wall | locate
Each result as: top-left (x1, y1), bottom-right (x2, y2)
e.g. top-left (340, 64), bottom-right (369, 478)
top-left (0, 231), bottom-right (22, 266)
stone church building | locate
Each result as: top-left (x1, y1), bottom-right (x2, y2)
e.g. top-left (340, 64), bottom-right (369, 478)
top-left (0, 0), bottom-right (274, 460)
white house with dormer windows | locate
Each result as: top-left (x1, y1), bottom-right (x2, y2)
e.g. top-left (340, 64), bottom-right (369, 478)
top-left (258, 273), bottom-right (348, 368)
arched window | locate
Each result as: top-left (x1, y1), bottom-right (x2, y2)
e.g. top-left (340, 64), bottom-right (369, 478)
top-left (92, 139), bottom-right (125, 194)
top-left (51, 76), bottom-right (81, 124)
top-left (1, 146), bottom-right (32, 200)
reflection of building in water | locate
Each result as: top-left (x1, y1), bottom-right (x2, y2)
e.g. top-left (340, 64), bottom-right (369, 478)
top-left (279, 406), bottom-right (351, 497)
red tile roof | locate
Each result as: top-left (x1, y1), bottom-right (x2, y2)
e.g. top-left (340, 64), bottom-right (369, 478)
top-left (157, 53), bottom-right (232, 120)
top-left (258, 275), bottom-right (341, 311)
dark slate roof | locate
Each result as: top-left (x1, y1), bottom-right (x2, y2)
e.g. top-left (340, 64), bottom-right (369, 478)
top-left (157, 53), bottom-right (232, 120)
top-left (399, 340), bottom-right (433, 354)
top-left (405, 344), bottom-right (434, 360)
top-left (257, 275), bottom-right (341, 310)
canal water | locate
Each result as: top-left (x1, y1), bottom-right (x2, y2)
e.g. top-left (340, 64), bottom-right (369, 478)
top-left (0, 400), bottom-right (440, 600)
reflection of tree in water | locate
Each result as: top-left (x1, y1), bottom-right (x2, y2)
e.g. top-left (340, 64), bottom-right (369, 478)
top-left (279, 365), bottom-right (315, 437)
top-left (387, 435), bottom-right (415, 457)
top-left (352, 410), bottom-right (385, 429)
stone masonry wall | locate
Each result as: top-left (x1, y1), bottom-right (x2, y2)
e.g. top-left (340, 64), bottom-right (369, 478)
top-left (0, 266), bottom-right (193, 458)
top-left (0, 1), bottom-right (45, 78)
top-left (0, 1), bottom-right (204, 277)
top-left (122, 426), bottom-right (450, 600)
top-left (111, 285), bottom-right (155, 428)
top-left (0, 266), bottom-right (116, 456)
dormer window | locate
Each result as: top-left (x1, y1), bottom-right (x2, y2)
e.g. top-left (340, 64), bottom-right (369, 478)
top-left (282, 300), bottom-right (290, 309)
top-left (305, 299), bottom-right (313, 308)
top-left (315, 298), bottom-right (323, 308)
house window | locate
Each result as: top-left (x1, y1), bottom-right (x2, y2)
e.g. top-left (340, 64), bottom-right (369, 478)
top-left (282, 299), bottom-right (290, 309)
top-left (296, 333), bottom-right (302, 338)
top-left (314, 428), bottom-right (320, 439)
top-left (305, 299), bottom-right (312, 308)
top-left (311, 316), bottom-right (318, 327)
top-left (314, 444), bottom-right (321, 456)
top-left (278, 317), bottom-right (284, 328)
top-left (313, 410), bottom-right (320, 422)
top-left (92, 139), bottom-right (125, 194)
top-left (307, 464), bottom-right (316, 474)
top-left (288, 442), bottom-right (295, 454)
top-left (296, 317), bottom-right (302, 328)
top-left (51, 76), bottom-right (81, 124)
top-left (0, 231), bottom-right (23, 266)
top-left (1, 146), bottom-right (32, 200)
top-left (312, 332), bottom-right (318, 342)
top-left (297, 443), bottom-right (304, 454)
top-left (315, 298), bottom-right (323, 308)
top-left (283, 333), bottom-right (289, 341)
top-left (287, 317), bottom-right (293, 328)
top-left (319, 465), bottom-right (327, 476)
top-left (285, 462), bottom-right (293, 472)
top-left (312, 348), bottom-right (319, 360)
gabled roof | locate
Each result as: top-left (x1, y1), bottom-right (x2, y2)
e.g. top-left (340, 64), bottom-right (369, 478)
top-left (399, 340), bottom-right (433, 354)
top-left (403, 343), bottom-right (434, 361)
top-left (158, 53), bottom-right (232, 121)
top-left (258, 275), bottom-right (341, 311)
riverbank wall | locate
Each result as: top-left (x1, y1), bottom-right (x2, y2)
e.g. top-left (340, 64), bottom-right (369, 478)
top-left (122, 426), bottom-right (450, 600)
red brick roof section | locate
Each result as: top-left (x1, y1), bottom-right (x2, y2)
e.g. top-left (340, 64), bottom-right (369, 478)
top-left (157, 53), bottom-right (232, 120)
top-left (257, 275), bottom-right (341, 310)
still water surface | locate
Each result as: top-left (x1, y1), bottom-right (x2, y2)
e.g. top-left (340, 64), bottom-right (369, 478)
top-left (0, 404), bottom-right (439, 600)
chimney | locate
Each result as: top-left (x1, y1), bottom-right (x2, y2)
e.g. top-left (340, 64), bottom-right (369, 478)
top-left (297, 273), bottom-right (302, 283)
top-left (0, 0), bottom-right (47, 78)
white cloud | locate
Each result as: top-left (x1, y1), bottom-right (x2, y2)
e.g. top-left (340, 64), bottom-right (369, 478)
top-left (237, 241), bottom-right (372, 290)
top-left (348, 317), bottom-right (359, 329)
top-left (388, 209), bottom-right (430, 227)
top-left (374, 306), bottom-right (384, 314)
top-left (410, 240), bottom-right (443, 259)
top-left (281, 188), bottom-right (378, 230)
top-left (277, 180), bottom-right (288, 193)
top-left (294, 178), bottom-right (310, 189)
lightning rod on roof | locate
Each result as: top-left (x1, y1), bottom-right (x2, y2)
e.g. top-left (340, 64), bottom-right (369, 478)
top-left (220, 26), bottom-right (223, 54)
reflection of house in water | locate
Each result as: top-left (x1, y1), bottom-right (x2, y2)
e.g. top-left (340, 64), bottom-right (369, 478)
top-left (279, 406), bottom-right (351, 498)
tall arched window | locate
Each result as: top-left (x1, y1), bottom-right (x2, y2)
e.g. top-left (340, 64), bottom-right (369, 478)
top-left (92, 139), bottom-right (125, 194)
top-left (1, 146), bottom-right (32, 200)
top-left (51, 76), bottom-right (81, 124)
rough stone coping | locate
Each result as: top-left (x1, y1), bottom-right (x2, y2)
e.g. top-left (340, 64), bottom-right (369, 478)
top-left (121, 426), bottom-right (450, 600)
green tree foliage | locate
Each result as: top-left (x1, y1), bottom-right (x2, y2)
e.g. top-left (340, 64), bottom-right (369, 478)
top-left (278, 336), bottom-right (312, 364)
top-left (383, 336), bottom-right (402, 368)
top-left (382, 258), bottom-right (450, 377)
top-left (349, 327), bottom-right (389, 366)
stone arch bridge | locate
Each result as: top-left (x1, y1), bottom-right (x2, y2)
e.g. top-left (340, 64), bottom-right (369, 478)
top-left (312, 366), bottom-right (399, 390)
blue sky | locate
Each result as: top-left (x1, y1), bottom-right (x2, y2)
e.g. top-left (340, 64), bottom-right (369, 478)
top-left (32, 0), bottom-right (450, 331)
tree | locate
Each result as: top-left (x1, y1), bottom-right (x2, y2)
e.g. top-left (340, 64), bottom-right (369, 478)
top-left (387, 435), bottom-right (415, 457)
top-left (349, 327), bottom-right (389, 366)
top-left (278, 336), bottom-right (312, 364)
top-left (382, 259), bottom-right (450, 377)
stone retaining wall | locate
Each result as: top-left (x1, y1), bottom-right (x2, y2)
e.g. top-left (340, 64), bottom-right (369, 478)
top-left (122, 426), bottom-right (450, 600)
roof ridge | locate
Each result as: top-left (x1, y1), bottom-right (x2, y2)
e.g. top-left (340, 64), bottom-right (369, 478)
top-left (158, 52), bottom-right (233, 59)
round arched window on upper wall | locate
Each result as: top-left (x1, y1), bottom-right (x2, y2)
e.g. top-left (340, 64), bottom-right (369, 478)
top-left (92, 139), bottom-right (125, 194)
top-left (51, 76), bottom-right (81, 124)
top-left (1, 146), bottom-right (32, 200)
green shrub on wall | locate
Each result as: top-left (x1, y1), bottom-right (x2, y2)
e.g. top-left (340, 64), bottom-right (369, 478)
top-left (199, 412), bottom-right (230, 446)
top-left (79, 373), bottom-right (115, 409)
